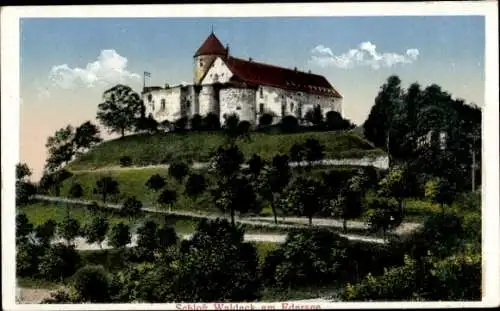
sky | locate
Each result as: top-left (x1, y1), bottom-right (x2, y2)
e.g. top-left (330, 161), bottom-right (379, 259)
top-left (20, 16), bottom-right (485, 180)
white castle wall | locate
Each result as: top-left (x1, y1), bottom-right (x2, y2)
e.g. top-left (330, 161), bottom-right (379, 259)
top-left (201, 57), bottom-right (233, 85)
top-left (198, 85), bottom-right (219, 116)
top-left (220, 88), bottom-right (257, 125)
top-left (143, 87), bottom-right (183, 123)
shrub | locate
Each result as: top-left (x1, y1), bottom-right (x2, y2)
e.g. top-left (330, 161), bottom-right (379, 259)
top-left (68, 182), bottom-right (84, 199)
top-left (280, 116), bottom-right (299, 133)
top-left (73, 265), bottom-right (111, 302)
top-left (108, 223), bottom-right (132, 249)
top-left (174, 117), bottom-right (188, 132)
top-left (38, 243), bottom-right (81, 281)
top-left (121, 196), bottom-right (143, 219)
top-left (157, 189), bottom-right (177, 209)
top-left (190, 114), bottom-right (203, 131)
top-left (16, 241), bottom-right (44, 277)
top-left (145, 174), bottom-right (166, 191)
top-left (34, 219), bottom-right (57, 246)
top-left (202, 112), bottom-right (221, 130)
top-left (119, 156), bottom-right (132, 167)
top-left (184, 173), bottom-right (207, 198)
top-left (168, 162), bottom-right (190, 183)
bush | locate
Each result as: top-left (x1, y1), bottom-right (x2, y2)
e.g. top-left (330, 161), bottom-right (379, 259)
top-left (280, 116), bottom-right (299, 133)
top-left (157, 188), bottom-right (177, 209)
top-left (324, 111), bottom-right (355, 131)
top-left (108, 223), bottom-right (132, 249)
top-left (16, 241), bottom-right (44, 277)
top-left (202, 112), bottom-right (221, 130)
top-left (38, 243), bottom-right (81, 281)
top-left (168, 162), bottom-right (189, 183)
top-left (145, 174), bottom-right (166, 191)
top-left (190, 114), bottom-right (203, 131)
top-left (119, 156), bottom-right (132, 167)
top-left (259, 113), bottom-right (273, 127)
top-left (73, 265), bottom-right (111, 302)
top-left (174, 117), bottom-right (188, 132)
top-left (184, 173), bottom-right (207, 198)
top-left (121, 196), bottom-right (143, 219)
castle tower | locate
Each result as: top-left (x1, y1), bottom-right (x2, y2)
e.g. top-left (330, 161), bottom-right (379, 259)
top-left (193, 31), bottom-right (227, 85)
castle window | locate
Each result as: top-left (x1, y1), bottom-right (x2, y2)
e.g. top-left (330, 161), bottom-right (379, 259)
top-left (199, 60), bottom-right (204, 67)
top-left (147, 94), bottom-right (153, 102)
top-left (290, 103), bottom-right (294, 112)
top-left (259, 103), bottom-right (264, 113)
top-left (161, 99), bottom-right (166, 111)
top-left (236, 106), bottom-right (241, 110)
top-left (259, 87), bottom-right (264, 99)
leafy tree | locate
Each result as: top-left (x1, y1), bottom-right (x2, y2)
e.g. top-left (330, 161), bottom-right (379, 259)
top-left (258, 113), bottom-right (273, 127)
top-left (68, 182), bottom-right (84, 199)
top-left (190, 114), bottom-right (203, 131)
top-left (136, 220), bottom-right (159, 259)
top-left (247, 154), bottom-right (264, 178)
top-left (325, 111), bottom-right (355, 131)
top-left (58, 216), bottom-right (81, 246)
top-left (16, 180), bottom-right (37, 207)
top-left (280, 115), bottom-right (299, 133)
top-left (363, 75), bottom-right (404, 150)
top-left (73, 265), bottom-right (111, 302)
top-left (304, 105), bottom-right (323, 126)
top-left (237, 121), bottom-right (252, 140)
top-left (34, 219), bottom-right (57, 246)
top-left (16, 163), bottom-right (32, 181)
top-left (258, 154), bottom-right (291, 224)
top-left (184, 173), bottom-right (207, 198)
top-left (289, 143), bottom-right (307, 170)
top-left (212, 175), bottom-right (257, 225)
top-left (157, 189), bottom-right (177, 210)
top-left (93, 176), bottom-right (119, 203)
top-left (424, 177), bottom-right (456, 213)
top-left (44, 125), bottom-right (76, 172)
top-left (137, 114), bottom-right (159, 134)
top-left (283, 177), bottom-right (325, 226)
top-left (16, 240), bottom-right (43, 277)
top-left (172, 219), bottom-right (261, 302)
top-left (365, 197), bottom-right (402, 241)
top-left (38, 243), bottom-right (81, 281)
top-left (377, 167), bottom-right (411, 216)
top-left (330, 175), bottom-right (365, 233)
top-left (168, 162), bottom-right (190, 183)
top-left (211, 145), bottom-right (245, 180)
top-left (96, 84), bottom-right (143, 138)
top-left (223, 113), bottom-right (241, 141)
top-left (16, 213), bottom-right (33, 243)
top-left (83, 215), bottom-right (109, 248)
top-left (303, 138), bottom-right (325, 163)
top-left (145, 174), bottom-right (166, 191)
top-left (174, 116), bottom-right (188, 132)
top-left (108, 223), bottom-right (132, 249)
top-left (156, 225), bottom-right (178, 249)
top-left (73, 121), bottom-right (102, 152)
top-left (202, 112), bottom-right (221, 131)
top-left (121, 196), bottom-right (143, 219)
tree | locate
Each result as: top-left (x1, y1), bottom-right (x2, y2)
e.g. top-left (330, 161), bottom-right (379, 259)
top-left (16, 163), bottom-right (32, 181)
top-left (73, 121), bottom-right (102, 153)
top-left (259, 113), bottom-right (273, 127)
top-left (68, 182), bottom-right (84, 199)
top-left (136, 220), bottom-right (159, 258)
top-left (280, 115), bottom-right (299, 133)
top-left (247, 154), bottom-right (264, 178)
top-left (83, 215), bottom-right (109, 248)
top-left (119, 156), bottom-right (133, 167)
top-left (190, 114), bottom-right (203, 131)
top-left (38, 243), bottom-right (81, 281)
top-left (184, 173), bottom-right (207, 198)
top-left (44, 125), bottom-right (76, 172)
top-left (145, 174), bottom-right (166, 191)
top-left (330, 175), bottom-right (365, 233)
top-left (366, 197), bottom-right (402, 241)
top-left (168, 162), bottom-right (190, 183)
top-left (16, 240), bottom-right (43, 277)
top-left (303, 138), bottom-right (325, 163)
top-left (212, 175), bottom-right (257, 226)
top-left (324, 111), bottom-right (355, 131)
top-left (96, 84), bottom-right (143, 138)
top-left (211, 145), bottom-right (245, 181)
top-left (108, 223), bottom-right (132, 249)
top-left (237, 121), bottom-right (252, 141)
top-left (16, 180), bottom-right (37, 207)
top-left (157, 189), bottom-right (177, 210)
top-left (424, 177), bottom-right (456, 214)
top-left (377, 167), bottom-right (412, 216)
top-left (304, 105), bottom-right (323, 126)
top-left (156, 225), bottom-right (178, 249)
top-left (223, 113), bottom-right (241, 141)
top-left (16, 213), bottom-right (33, 243)
top-left (363, 75), bottom-right (404, 149)
top-left (58, 216), bottom-right (81, 246)
top-left (73, 265), bottom-right (111, 303)
top-left (137, 114), bottom-right (159, 134)
top-left (289, 143), bottom-right (307, 171)
top-left (121, 196), bottom-right (143, 219)
top-left (93, 176), bottom-right (119, 203)
top-left (258, 154), bottom-right (291, 224)
top-left (172, 219), bottom-right (261, 302)
top-left (34, 219), bottom-right (57, 246)
top-left (284, 177), bottom-right (325, 226)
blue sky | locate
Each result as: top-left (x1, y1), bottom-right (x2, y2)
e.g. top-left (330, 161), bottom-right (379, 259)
top-left (20, 16), bottom-right (485, 178)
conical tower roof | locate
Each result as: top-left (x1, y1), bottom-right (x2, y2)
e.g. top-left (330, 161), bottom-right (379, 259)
top-left (194, 32), bottom-right (227, 57)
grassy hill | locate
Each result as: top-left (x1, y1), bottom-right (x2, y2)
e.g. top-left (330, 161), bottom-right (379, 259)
top-left (67, 130), bottom-right (385, 171)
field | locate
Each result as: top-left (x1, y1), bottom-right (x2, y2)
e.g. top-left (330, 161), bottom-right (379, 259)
top-left (67, 130), bottom-right (385, 170)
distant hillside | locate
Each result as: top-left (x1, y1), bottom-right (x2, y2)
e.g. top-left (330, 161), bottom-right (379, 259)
top-left (67, 130), bottom-right (386, 171)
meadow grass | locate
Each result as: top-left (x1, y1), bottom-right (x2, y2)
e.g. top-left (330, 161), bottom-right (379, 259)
top-left (67, 131), bottom-right (385, 170)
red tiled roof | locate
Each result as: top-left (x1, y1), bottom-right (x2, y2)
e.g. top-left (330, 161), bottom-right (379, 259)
top-left (224, 56), bottom-right (342, 98)
top-left (194, 33), bottom-right (227, 57)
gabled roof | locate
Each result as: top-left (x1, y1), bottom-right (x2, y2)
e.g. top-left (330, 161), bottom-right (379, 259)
top-left (223, 56), bottom-right (342, 98)
top-left (194, 33), bottom-right (227, 57)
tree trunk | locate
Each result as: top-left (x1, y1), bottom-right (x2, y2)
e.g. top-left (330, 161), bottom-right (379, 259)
top-left (102, 193), bottom-right (107, 203)
top-left (343, 219), bottom-right (347, 234)
top-left (230, 208), bottom-right (235, 226)
top-left (309, 216), bottom-right (313, 226)
top-left (121, 128), bottom-right (125, 138)
top-left (271, 203), bottom-right (278, 225)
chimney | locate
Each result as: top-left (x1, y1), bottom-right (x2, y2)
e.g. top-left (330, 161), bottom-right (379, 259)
top-left (225, 44), bottom-right (230, 58)
top-left (294, 67), bottom-right (297, 71)
top-left (249, 57), bottom-right (253, 62)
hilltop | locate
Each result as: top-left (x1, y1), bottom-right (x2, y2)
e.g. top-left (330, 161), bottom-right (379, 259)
top-left (66, 130), bottom-right (385, 171)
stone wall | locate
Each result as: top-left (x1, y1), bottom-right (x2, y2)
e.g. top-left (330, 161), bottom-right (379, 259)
top-left (220, 88), bottom-right (257, 125)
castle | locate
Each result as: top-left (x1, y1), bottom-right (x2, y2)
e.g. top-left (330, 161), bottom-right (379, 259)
top-left (142, 32), bottom-right (343, 126)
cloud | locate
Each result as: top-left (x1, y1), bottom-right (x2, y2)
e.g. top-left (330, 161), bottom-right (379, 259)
top-left (49, 49), bottom-right (140, 89)
top-left (309, 41), bottom-right (420, 70)
top-left (37, 86), bottom-right (51, 99)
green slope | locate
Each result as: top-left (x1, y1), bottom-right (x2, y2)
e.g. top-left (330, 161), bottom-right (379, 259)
top-left (67, 130), bottom-right (384, 170)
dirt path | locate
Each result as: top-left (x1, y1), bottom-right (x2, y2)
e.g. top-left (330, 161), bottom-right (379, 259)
top-left (16, 287), bottom-right (53, 304)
